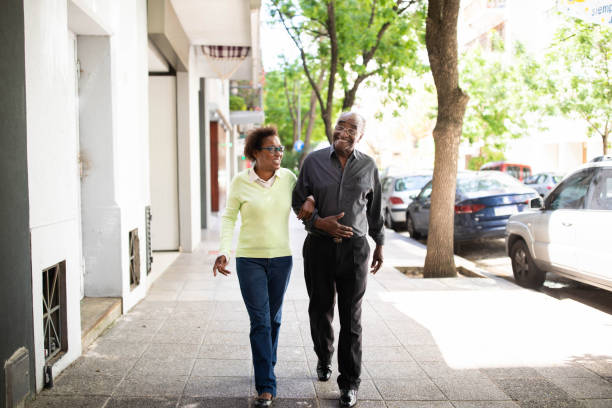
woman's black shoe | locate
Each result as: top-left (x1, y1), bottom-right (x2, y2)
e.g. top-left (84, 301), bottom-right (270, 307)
top-left (253, 396), bottom-right (273, 407)
top-left (339, 389), bottom-right (358, 407)
top-left (316, 360), bottom-right (332, 381)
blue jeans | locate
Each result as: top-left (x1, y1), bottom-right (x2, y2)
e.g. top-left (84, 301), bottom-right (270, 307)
top-left (236, 256), bottom-right (292, 397)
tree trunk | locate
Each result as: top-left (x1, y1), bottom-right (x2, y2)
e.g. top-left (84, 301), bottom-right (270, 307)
top-left (300, 71), bottom-right (325, 168)
top-left (423, 0), bottom-right (469, 278)
top-left (603, 132), bottom-right (608, 155)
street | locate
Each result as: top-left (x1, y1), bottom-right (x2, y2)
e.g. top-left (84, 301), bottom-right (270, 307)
top-left (401, 232), bottom-right (612, 316)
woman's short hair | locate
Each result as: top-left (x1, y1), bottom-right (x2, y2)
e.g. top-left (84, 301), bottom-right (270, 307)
top-left (244, 126), bottom-right (278, 161)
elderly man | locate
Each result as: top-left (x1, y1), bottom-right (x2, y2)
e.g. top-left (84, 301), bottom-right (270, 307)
top-left (292, 112), bottom-right (384, 407)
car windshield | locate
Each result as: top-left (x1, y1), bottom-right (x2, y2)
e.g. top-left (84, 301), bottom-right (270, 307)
top-left (457, 172), bottom-right (530, 199)
top-left (395, 175), bottom-right (430, 192)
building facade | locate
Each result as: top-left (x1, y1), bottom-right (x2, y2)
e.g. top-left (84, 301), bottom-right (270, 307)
top-left (0, 1), bottom-right (262, 406)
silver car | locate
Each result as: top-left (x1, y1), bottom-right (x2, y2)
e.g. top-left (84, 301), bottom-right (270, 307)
top-left (506, 162), bottom-right (612, 291)
top-left (381, 173), bottom-right (431, 231)
top-left (523, 172), bottom-right (564, 197)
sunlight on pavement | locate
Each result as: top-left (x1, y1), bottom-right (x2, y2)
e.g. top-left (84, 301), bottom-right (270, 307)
top-left (377, 289), bottom-right (612, 370)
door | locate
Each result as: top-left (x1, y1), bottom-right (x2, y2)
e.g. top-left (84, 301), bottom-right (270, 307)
top-left (148, 76), bottom-right (179, 250)
top-left (537, 169), bottom-right (594, 274)
top-left (412, 181), bottom-right (433, 231)
top-left (577, 168), bottom-right (612, 283)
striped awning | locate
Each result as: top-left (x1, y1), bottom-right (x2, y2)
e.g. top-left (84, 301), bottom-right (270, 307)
top-left (201, 46), bottom-right (251, 59)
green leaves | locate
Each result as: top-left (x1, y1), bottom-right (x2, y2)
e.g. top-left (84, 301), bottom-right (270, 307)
top-left (458, 35), bottom-right (541, 151)
top-left (542, 15), bottom-right (611, 145)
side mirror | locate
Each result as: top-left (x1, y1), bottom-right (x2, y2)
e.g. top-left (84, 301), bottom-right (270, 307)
top-left (529, 197), bottom-right (543, 209)
top-left (409, 194), bottom-right (417, 200)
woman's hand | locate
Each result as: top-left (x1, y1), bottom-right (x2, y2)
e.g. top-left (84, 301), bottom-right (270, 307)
top-left (297, 196), bottom-right (315, 220)
top-left (213, 255), bottom-right (230, 276)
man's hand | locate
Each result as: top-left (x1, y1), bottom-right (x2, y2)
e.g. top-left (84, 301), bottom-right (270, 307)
top-left (370, 245), bottom-right (383, 274)
top-left (314, 212), bottom-right (353, 238)
top-left (213, 255), bottom-right (230, 276)
top-left (297, 197), bottom-right (315, 220)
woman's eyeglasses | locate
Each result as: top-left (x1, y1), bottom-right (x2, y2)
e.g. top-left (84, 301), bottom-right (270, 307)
top-left (259, 146), bottom-right (285, 153)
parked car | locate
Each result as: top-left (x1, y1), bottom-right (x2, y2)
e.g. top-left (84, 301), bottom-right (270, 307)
top-left (506, 161), bottom-right (612, 291)
top-left (480, 161), bottom-right (532, 181)
top-left (405, 171), bottom-right (539, 247)
top-left (523, 172), bottom-right (564, 197)
top-left (381, 172), bottom-right (432, 230)
top-left (590, 155), bottom-right (612, 162)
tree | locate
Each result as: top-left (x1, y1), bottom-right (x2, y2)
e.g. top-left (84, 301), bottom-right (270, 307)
top-left (271, 0), bottom-right (426, 143)
top-left (423, 0), bottom-right (469, 278)
top-left (459, 38), bottom-right (542, 163)
top-left (264, 64), bottom-right (327, 172)
top-left (542, 17), bottom-right (612, 154)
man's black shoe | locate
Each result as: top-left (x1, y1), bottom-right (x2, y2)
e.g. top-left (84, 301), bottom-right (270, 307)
top-left (339, 389), bottom-right (357, 407)
top-left (316, 360), bottom-right (332, 381)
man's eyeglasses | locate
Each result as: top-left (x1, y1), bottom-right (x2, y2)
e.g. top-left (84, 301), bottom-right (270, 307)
top-left (335, 125), bottom-right (357, 137)
top-left (259, 146), bottom-right (285, 153)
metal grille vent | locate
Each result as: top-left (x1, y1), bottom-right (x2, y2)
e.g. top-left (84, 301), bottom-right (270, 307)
top-left (129, 228), bottom-right (141, 289)
top-left (42, 261), bottom-right (67, 362)
top-left (145, 206), bottom-right (153, 274)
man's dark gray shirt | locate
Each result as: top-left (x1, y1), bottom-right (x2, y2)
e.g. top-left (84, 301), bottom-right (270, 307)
top-left (292, 146), bottom-right (385, 246)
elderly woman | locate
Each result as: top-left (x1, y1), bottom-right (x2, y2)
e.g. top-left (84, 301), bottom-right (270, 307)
top-left (213, 126), bottom-right (312, 407)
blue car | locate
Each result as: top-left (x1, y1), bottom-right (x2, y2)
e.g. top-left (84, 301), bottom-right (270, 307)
top-left (405, 171), bottom-right (540, 246)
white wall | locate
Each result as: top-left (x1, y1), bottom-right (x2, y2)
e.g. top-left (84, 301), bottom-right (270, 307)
top-left (24, 0), bottom-right (85, 391)
top-left (177, 46), bottom-right (202, 252)
top-left (111, 0), bottom-right (151, 312)
top-left (24, 0), bottom-right (151, 390)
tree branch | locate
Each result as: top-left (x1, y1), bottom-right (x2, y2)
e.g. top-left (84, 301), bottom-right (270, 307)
top-left (273, 3), bottom-right (327, 116)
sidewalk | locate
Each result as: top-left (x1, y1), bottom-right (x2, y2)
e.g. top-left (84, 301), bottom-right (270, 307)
top-left (30, 217), bottom-right (612, 408)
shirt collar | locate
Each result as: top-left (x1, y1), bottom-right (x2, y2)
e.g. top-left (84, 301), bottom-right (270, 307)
top-left (329, 146), bottom-right (362, 161)
top-left (249, 167), bottom-right (280, 183)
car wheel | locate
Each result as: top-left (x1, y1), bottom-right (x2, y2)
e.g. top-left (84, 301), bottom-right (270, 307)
top-left (384, 209), bottom-right (393, 229)
top-left (406, 213), bottom-right (420, 239)
top-left (510, 240), bottom-right (546, 289)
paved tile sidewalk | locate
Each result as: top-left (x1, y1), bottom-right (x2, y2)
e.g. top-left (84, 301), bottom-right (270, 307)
top-left (29, 217), bottom-right (612, 407)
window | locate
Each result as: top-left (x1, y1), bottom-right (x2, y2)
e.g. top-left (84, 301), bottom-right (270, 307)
top-left (547, 170), bottom-right (594, 210)
top-left (522, 167), bottom-right (532, 179)
top-left (382, 178), bottom-right (392, 193)
top-left (586, 169), bottom-right (612, 210)
top-left (418, 181), bottom-right (433, 200)
top-left (395, 175), bottom-right (430, 192)
top-left (506, 166), bottom-right (521, 179)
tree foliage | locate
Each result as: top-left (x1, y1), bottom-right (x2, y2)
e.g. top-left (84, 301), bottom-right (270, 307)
top-left (541, 16), bottom-right (612, 154)
top-left (459, 38), bottom-right (542, 159)
top-left (271, 0), bottom-right (427, 142)
top-left (264, 63), bottom-right (328, 172)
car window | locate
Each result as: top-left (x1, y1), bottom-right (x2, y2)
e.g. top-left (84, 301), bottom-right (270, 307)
top-left (382, 178), bottom-right (392, 193)
top-left (552, 175), bottom-right (563, 183)
top-left (418, 181), bottom-right (433, 200)
top-left (506, 166), bottom-right (521, 179)
top-left (586, 169), bottom-right (612, 210)
top-left (457, 172), bottom-right (526, 196)
top-left (524, 175), bottom-right (537, 184)
top-left (546, 170), bottom-right (594, 210)
top-left (538, 174), bottom-right (547, 184)
top-left (395, 175), bottom-right (430, 192)
top-left (522, 167), bottom-right (532, 178)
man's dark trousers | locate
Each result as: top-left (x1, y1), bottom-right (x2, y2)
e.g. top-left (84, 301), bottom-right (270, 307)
top-left (303, 234), bottom-right (369, 390)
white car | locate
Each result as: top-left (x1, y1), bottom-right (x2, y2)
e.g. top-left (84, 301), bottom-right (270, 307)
top-left (506, 161), bottom-right (612, 291)
top-left (381, 173), bottom-right (431, 231)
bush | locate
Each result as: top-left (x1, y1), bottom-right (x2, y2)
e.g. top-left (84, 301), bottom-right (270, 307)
top-left (230, 95), bottom-right (246, 111)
